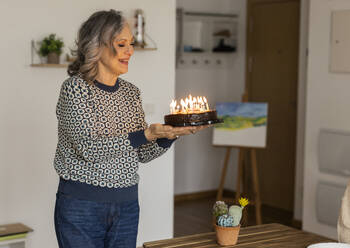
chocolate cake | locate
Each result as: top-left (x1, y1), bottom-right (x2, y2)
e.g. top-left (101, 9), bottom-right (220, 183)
top-left (164, 110), bottom-right (220, 127)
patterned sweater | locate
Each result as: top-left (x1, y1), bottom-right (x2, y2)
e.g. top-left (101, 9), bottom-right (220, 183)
top-left (53, 75), bottom-right (174, 202)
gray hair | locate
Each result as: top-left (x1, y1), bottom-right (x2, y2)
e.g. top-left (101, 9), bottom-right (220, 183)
top-left (68, 9), bottom-right (126, 82)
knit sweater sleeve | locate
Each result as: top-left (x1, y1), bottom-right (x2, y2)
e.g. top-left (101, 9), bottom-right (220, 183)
top-left (56, 78), bottom-right (134, 163)
top-left (133, 89), bottom-right (175, 164)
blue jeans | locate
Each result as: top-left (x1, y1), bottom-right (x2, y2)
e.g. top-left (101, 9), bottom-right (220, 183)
top-left (54, 192), bottom-right (139, 248)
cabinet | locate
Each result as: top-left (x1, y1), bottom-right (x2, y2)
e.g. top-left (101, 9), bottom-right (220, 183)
top-left (0, 223), bottom-right (32, 248)
top-left (0, 238), bottom-right (26, 248)
top-left (176, 9), bottom-right (238, 68)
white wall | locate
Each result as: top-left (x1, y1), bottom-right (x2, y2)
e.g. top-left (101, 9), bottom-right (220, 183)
top-left (173, 0), bottom-right (310, 227)
top-left (174, 0), bottom-right (246, 195)
top-left (0, 0), bottom-right (175, 247)
top-left (303, 0), bottom-right (350, 239)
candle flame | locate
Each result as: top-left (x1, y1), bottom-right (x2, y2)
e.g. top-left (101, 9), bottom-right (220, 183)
top-left (169, 94), bottom-right (211, 114)
top-left (170, 100), bottom-right (177, 114)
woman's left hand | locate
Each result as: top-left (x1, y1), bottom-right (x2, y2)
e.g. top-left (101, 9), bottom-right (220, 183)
top-left (144, 124), bottom-right (210, 141)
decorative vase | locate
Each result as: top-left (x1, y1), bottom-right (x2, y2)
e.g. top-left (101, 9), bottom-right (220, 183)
top-left (215, 224), bottom-right (240, 246)
top-left (47, 52), bottom-right (59, 64)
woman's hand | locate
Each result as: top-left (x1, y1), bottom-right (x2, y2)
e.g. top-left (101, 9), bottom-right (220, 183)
top-left (144, 124), bottom-right (210, 141)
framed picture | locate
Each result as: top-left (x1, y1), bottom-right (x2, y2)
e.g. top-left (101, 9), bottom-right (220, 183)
top-left (212, 102), bottom-right (268, 148)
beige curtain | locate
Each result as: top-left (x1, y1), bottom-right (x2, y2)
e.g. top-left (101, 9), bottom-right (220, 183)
top-left (338, 180), bottom-right (350, 243)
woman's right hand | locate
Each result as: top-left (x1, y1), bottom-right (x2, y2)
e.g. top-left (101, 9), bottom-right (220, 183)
top-left (144, 123), bottom-right (209, 141)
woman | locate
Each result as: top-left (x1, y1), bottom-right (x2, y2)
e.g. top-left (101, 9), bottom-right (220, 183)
top-left (53, 9), bottom-right (207, 248)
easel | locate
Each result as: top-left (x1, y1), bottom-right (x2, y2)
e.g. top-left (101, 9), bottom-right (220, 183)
top-left (215, 92), bottom-right (262, 225)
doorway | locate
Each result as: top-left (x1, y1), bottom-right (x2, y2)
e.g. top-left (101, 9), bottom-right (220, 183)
top-left (245, 0), bottom-right (300, 211)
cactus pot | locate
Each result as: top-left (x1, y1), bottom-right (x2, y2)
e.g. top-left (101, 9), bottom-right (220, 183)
top-left (215, 224), bottom-right (240, 246)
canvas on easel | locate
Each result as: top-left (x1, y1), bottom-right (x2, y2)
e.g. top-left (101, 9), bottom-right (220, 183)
top-left (212, 102), bottom-right (268, 148)
top-left (213, 101), bottom-right (268, 225)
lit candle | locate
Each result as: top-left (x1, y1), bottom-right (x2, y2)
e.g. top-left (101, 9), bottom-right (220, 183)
top-left (181, 99), bottom-right (186, 113)
top-left (189, 94), bottom-right (193, 110)
top-left (198, 97), bottom-right (202, 111)
top-left (170, 100), bottom-right (176, 114)
top-left (198, 97), bottom-right (203, 112)
top-left (204, 97), bottom-right (209, 111)
top-left (193, 97), bottom-right (197, 111)
top-left (170, 95), bottom-right (210, 114)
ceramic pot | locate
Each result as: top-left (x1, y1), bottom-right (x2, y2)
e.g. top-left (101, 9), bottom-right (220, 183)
top-left (215, 224), bottom-right (240, 246)
top-left (47, 52), bottom-right (59, 64)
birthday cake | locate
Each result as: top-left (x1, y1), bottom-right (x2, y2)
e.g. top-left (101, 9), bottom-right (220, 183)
top-left (164, 110), bottom-right (219, 126)
top-left (164, 95), bottom-right (222, 127)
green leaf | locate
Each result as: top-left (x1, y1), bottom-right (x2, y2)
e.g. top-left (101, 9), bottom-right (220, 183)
top-left (38, 33), bottom-right (64, 56)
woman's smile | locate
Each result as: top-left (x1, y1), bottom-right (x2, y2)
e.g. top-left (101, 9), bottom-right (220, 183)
top-left (119, 58), bottom-right (129, 65)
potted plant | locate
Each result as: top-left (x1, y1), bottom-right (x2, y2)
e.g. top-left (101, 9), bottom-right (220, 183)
top-left (212, 197), bottom-right (249, 246)
top-left (39, 34), bottom-right (64, 64)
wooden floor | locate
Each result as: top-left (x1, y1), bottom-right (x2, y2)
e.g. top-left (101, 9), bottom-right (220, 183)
top-left (174, 196), bottom-right (298, 237)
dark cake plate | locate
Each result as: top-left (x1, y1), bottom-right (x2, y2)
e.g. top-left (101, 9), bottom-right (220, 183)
top-left (166, 118), bottom-right (223, 127)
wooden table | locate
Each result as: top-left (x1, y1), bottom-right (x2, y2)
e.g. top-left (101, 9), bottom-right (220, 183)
top-left (143, 223), bottom-right (334, 248)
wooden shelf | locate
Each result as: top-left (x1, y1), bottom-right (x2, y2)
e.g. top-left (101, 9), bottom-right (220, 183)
top-left (31, 48), bottom-right (157, 68)
top-left (134, 47), bottom-right (157, 51)
top-left (31, 63), bottom-right (68, 68)
top-left (182, 51), bottom-right (236, 56)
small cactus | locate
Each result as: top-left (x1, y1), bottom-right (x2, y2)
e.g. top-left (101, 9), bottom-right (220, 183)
top-left (228, 197), bottom-right (249, 226)
top-left (228, 206), bottom-right (242, 226)
top-left (217, 214), bottom-right (234, 227)
top-left (213, 201), bottom-right (228, 219)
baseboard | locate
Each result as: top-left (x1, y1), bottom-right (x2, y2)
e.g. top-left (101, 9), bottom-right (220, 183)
top-left (174, 189), bottom-right (236, 203)
top-left (174, 190), bottom-right (217, 203)
top-left (291, 219), bottom-right (302, 229)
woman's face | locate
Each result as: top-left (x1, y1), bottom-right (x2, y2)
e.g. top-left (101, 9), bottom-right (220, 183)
top-left (99, 24), bottom-right (134, 77)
